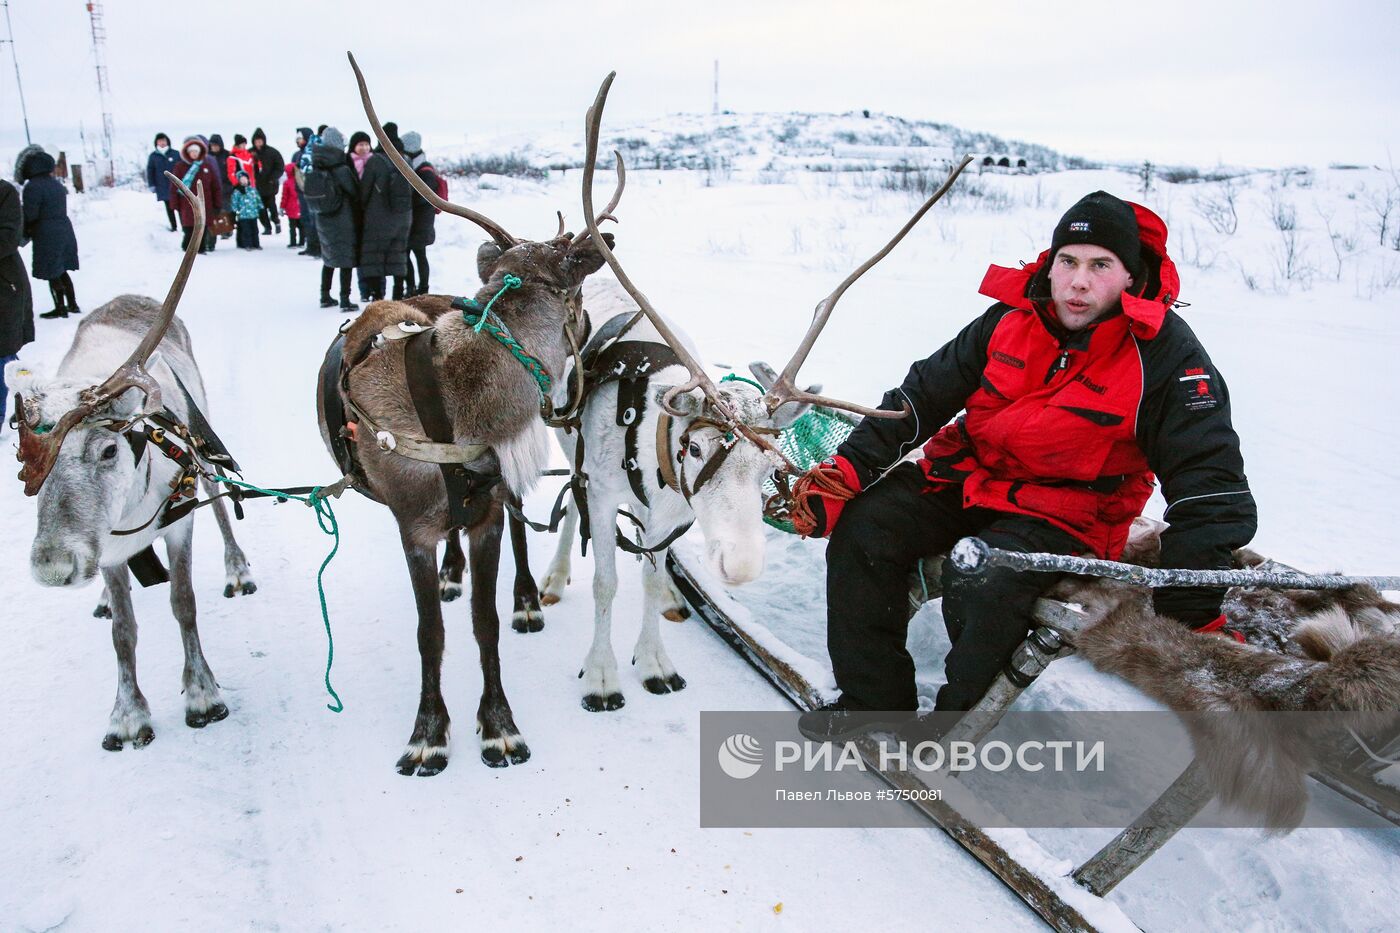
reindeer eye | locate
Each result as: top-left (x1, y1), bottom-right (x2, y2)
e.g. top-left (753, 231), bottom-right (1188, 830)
top-left (688, 442), bottom-right (703, 459)
top-left (100, 443), bottom-right (119, 461)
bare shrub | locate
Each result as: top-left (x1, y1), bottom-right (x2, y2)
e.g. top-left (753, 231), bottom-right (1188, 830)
top-left (1193, 177), bottom-right (1239, 235)
top-left (1268, 195), bottom-right (1315, 288)
top-left (1315, 205), bottom-right (1361, 282)
top-left (438, 152), bottom-right (549, 182)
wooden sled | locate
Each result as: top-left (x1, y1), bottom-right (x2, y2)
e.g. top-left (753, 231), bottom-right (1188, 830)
top-left (667, 543), bottom-right (1400, 933)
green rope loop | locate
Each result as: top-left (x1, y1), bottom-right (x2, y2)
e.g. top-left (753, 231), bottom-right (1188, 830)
top-left (471, 273), bottom-right (523, 333)
top-left (455, 292), bottom-right (554, 400)
top-left (719, 373), bottom-right (766, 392)
top-left (213, 474), bottom-right (344, 713)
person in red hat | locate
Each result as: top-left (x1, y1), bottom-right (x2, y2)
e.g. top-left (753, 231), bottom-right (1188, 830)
top-left (794, 190), bottom-right (1257, 740)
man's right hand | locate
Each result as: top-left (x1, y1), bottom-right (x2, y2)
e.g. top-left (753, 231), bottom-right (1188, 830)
top-left (791, 456), bottom-right (861, 538)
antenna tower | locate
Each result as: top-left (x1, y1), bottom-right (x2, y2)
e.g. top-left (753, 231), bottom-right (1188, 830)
top-left (1, 0), bottom-right (30, 143)
top-left (712, 60), bottom-right (719, 115)
top-left (85, 1), bottom-right (115, 185)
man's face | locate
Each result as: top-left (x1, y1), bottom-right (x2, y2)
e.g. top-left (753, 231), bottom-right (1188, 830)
top-left (1048, 244), bottom-right (1135, 331)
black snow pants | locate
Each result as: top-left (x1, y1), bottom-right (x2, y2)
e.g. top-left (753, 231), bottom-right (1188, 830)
top-left (825, 463), bottom-right (1083, 713)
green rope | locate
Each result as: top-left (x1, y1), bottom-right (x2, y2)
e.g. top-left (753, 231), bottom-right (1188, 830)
top-left (719, 373), bottom-right (766, 392)
top-left (455, 286), bottom-right (554, 400)
top-left (212, 474), bottom-right (344, 713)
top-left (471, 273), bottom-right (522, 333)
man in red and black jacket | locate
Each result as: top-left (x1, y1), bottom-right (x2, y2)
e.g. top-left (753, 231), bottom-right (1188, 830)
top-left (795, 191), bottom-right (1256, 739)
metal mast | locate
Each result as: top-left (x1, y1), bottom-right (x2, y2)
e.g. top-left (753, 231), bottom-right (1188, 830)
top-left (712, 60), bottom-right (719, 115)
top-left (85, 1), bottom-right (115, 185)
top-left (1, 0), bottom-right (31, 144)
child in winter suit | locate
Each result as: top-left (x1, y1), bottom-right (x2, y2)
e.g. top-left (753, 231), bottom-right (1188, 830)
top-left (230, 171), bottom-right (263, 250)
top-left (280, 163), bottom-right (303, 248)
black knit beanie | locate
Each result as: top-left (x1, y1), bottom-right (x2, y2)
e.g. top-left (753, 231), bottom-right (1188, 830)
top-left (1048, 191), bottom-right (1143, 280)
top-left (348, 131), bottom-right (372, 151)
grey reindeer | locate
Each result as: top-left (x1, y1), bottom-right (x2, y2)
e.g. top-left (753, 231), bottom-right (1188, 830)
top-left (320, 55), bottom-right (622, 775)
top-left (9, 178), bottom-right (256, 751)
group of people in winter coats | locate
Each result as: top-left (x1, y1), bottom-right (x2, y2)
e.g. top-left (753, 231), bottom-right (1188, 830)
top-left (145, 122), bottom-right (442, 312)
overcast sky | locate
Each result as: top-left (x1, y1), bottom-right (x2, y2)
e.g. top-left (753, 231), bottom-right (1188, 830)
top-left (2, 0), bottom-right (1397, 169)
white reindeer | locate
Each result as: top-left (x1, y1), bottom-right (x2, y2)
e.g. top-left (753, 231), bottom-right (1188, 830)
top-left (537, 74), bottom-right (944, 711)
top-left (8, 183), bottom-right (256, 749)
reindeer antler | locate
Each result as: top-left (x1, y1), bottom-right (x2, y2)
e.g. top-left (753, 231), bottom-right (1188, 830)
top-left (15, 174), bottom-right (206, 496)
top-left (760, 155), bottom-right (974, 420)
top-left (347, 51), bottom-right (518, 249)
top-left (581, 74), bottom-right (732, 420)
top-left (581, 73), bottom-right (797, 468)
top-left (571, 150), bottom-right (624, 245)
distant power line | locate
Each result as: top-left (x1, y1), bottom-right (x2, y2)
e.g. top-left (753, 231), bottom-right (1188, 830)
top-left (1, 0), bottom-right (31, 144)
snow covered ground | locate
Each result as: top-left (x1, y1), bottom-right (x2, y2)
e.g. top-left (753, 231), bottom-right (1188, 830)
top-left (2, 156), bottom-right (1398, 932)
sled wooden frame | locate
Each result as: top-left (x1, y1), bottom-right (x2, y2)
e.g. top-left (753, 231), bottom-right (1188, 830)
top-left (666, 549), bottom-right (1400, 933)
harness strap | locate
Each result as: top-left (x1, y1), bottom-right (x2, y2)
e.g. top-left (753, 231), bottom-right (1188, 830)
top-left (656, 412), bottom-right (681, 495)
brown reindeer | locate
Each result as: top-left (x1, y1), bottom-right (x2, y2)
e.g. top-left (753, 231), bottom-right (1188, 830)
top-left (319, 55), bottom-right (621, 775)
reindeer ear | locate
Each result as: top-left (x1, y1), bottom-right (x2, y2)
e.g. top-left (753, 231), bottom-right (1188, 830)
top-left (4, 360), bottom-right (43, 396)
top-left (147, 350), bottom-right (164, 374)
top-left (476, 242), bottom-right (504, 284)
top-left (563, 232), bottom-right (614, 287)
top-left (652, 384), bottom-right (703, 417)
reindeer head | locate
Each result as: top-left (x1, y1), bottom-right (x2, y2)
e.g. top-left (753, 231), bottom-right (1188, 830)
top-left (653, 376), bottom-right (812, 585)
top-left (9, 175), bottom-right (205, 585)
top-left (10, 365), bottom-right (161, 585)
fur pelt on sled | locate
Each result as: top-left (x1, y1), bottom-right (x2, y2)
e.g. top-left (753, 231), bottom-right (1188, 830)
top-left (1047, 520), bottom-right (1400, 831)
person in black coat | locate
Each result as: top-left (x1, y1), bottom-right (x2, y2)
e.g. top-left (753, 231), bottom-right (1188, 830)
top-left (206, 134), bottom-right (235, 242)
top-left (356, 134), bottom-right (411, 302)
top-left (251, 127), bottom-right (284, 237)
top-left (1, 177), bottom-right (35, 428)
top-left (399, 131), bottom-right (438, 296)
top-left (14, 145), bottom-right (79, 319)
top-left (309, 127), bottom-right (361, 311)
top-left (145, 133), bottom-right (180, 232)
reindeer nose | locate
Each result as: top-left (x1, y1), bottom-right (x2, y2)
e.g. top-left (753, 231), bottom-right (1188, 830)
top-left (709, 539), bottom-right (765, 586)
top-left (31, 544), bottom-right (92, 587)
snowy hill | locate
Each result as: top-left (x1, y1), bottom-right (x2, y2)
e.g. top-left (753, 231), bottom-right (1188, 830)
top-left (436, 109), bottom-right (1083, 176)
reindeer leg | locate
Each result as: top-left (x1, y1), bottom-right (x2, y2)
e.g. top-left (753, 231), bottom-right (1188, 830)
top-left (438, 529), bottom-right (465, 602)
top-left (634, 544), bottom-right (687, 695)
top-left (199, 476), bottom-right (256, 598)
top-left (467, 500), bottom-right (530, 766)
top-left (581, 493), bottom-right (625, 712)
top-left (540, 499), bottom-right (576, 606)
top-left (508, 495), bottom-right (544, 633)
top-left (396, 525), bottom-right (452, 777)
top-left (166, 520), bottom-right (229, 727)
top-left (659, 569), bottom-right (690, 622)
top-left (99, 564), bottom-right (155, 750)
top-left (93, 583), bottom-right (112, 619)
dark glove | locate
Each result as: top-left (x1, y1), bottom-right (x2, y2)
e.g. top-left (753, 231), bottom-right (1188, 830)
top-left (791, 456), bottom-right (861, 538)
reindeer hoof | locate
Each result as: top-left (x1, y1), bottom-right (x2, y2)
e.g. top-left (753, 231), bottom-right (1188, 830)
top-left (100, 729), bottom-right (153, 751)
top-left (662, 606), bottom-right (691, 622)
top-left (511, 609), bottom-right (544, 634)
top-left (481, 736), bottom-right (531, 767)
top-left (93, 602), bottom-right (112, 619)
top-left (223, 581), bottom-right (257, 598)
top-left (186, 702), bottom-right (230, 728)
top-left (396, 745), bottom-right (450, 777)
top-left (643, 673), bottom-right (688, 695)
top-left (582, 692), bottom-right (626, 713)
top-left (439, 580), bottom-right (463, 603)
top-left (540, 592), bottom-right (561, 607)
